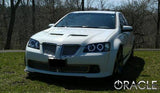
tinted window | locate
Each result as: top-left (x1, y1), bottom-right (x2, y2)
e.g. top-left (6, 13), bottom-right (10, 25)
top-left (55, 13), bottom-right (116, 29)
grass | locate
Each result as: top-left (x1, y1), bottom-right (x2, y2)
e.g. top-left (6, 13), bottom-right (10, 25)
top-left (0, 51), bottom-right (160, 93)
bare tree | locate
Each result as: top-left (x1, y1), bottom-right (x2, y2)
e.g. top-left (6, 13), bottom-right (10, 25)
top-left (82, 0), bottom-right (84, 10)
top-left (0, 0), bottom-right (157, 49)
top-left (86, 0), bottom-right (93, 9)
top-left (99, 0), bottom-right (107, 10)
top-left (148, 0), bottom-right (160, 48)
top-left (5, 0), bottom-right (21, 49)
top-left (115, 0), bottom-right (150, 48)
top-left (2, 0), bottom-right (8, 31)
top-left (65, 0), bottom-right (81, 10)
top-left (43, 0), bottom-right (55, 22)
top-left (156, 0), bottom-right (160, 48)
top-left (2, 0), bottom-right (4, 5)
top-left (32, 0), bottom-right (35, 32)
top-left (52, 0), bottom-right (55, 22)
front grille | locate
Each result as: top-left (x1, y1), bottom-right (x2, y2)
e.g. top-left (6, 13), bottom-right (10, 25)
top-left (42, 43), bottom-right (79, 56)
top-left (28, 60), bottom-right (100, 73)
top-left (62, 45), bottom-right (80, 56)
top-left (43, 43), bottom-right (56, 55)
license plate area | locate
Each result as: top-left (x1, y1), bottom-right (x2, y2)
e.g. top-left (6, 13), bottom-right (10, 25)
top-left (48, 59), bottom-right (67, 67)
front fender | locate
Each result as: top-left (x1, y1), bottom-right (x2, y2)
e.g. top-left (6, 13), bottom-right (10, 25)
top-left (107, 36), bottom-right (123, 75)
top-left (113, 37), bottom-right (122, 51)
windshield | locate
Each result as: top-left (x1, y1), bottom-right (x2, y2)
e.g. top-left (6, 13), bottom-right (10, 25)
top-left (55, 13), bottom-right (116, 29)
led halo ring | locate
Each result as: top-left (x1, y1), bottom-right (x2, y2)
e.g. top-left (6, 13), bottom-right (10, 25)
top-left (97, 44), bottom-right (104, 51)
top-left (35, 41), bottom-right (39, 48)
top-left (88, 44), bottom-right (96, 52)
top-left (29, 39), bottom-right (36, 47)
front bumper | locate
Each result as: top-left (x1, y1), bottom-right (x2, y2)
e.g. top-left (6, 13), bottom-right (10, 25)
top-left (25, 47), bottom-right (117, 78)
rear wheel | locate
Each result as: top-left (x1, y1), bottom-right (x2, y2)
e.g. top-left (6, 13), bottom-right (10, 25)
top-left (113, 48), bottom-right (123, 76)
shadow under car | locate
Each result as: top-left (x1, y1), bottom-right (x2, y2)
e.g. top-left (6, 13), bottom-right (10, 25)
top-left (26, 56), bottom-right (145, 91)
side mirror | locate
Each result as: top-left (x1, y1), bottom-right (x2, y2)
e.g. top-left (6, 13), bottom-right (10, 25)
top-left (122, 26), bottom-right (133, 32)
top-left (48, 23), bottom-right (55, 27)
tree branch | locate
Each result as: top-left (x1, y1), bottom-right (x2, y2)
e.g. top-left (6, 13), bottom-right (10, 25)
top-left (15, 0), bottom-right (21, 9)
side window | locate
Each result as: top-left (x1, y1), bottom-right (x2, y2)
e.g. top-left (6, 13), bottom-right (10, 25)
top-left (119, 14), bottom-right (128, 26)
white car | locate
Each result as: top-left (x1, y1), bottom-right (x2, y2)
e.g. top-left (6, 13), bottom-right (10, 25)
top-left (25, 11), bottom-right (134, 78)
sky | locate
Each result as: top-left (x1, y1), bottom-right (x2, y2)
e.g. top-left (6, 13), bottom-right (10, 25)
top-left (2, 0), bottom-right (156, 10)
top-left (104, 0), bottom-right (127, 6)
top-left (85, 0), bottom-right (130, 9)
top-left (88, 0), bottom-right (150, 9)
top-left (1, 0), bottom-right (129, 7)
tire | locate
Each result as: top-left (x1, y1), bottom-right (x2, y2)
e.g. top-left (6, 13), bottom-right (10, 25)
top-left (27, 72), bottom-right (35, 78)
top-left (129, 45), bottom-right (134, 59)
top-left (113, 47), bottom-right (123, 76)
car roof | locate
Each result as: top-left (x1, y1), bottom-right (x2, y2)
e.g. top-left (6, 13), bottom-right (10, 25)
top-left (71, 11), bottom-right (118, 14)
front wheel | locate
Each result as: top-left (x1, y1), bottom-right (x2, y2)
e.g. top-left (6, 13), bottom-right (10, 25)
top-left (27, 72), bottom-right (35, 78)
top-left (113, 48), bottom-right (123, 76)
top-left (129, 45), bottom-right (134, 59)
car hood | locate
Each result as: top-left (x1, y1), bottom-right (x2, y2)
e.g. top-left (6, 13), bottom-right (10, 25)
top-left (31, 27), bottom-right (116, 46)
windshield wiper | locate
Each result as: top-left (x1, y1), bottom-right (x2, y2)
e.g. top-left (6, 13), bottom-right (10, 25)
top-left (68, 25), bottom-right (88, 28)
top-left (57, 25), bottom-right (68, 27)
top-left (57, 25), bottom-right (111, 29)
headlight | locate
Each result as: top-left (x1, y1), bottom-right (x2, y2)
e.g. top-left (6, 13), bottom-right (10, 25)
top-left (28, 38), bottom-right (40, 49)
top-left (84, 42), bottom-right (110, 52)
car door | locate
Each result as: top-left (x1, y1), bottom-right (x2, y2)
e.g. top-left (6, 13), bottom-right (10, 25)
top-left (119, 13), bottom-right (132, 58)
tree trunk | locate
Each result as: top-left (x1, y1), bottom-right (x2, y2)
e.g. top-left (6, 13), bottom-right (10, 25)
top-left (5, 10), bottom-right (16, 49)
top-left (32, 0), bottom-right (35, 32)
top-left (82, 0), bottom-right (84, 11)
top-left (2, 0), bottom-right (8, 30)
top-left (4, 0), bottom-right (21, 49)
top-left (2, 0), bottom-right (4, 5)
top-left (53, 0), bottom-right (55, 22)
top-left (156, 1), bottom-right (160, 48)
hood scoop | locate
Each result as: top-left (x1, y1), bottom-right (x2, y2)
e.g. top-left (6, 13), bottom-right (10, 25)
top-left (50, 33), bottom-right (63, 36)
top-left (69, 34), bottom-right (88, 37)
